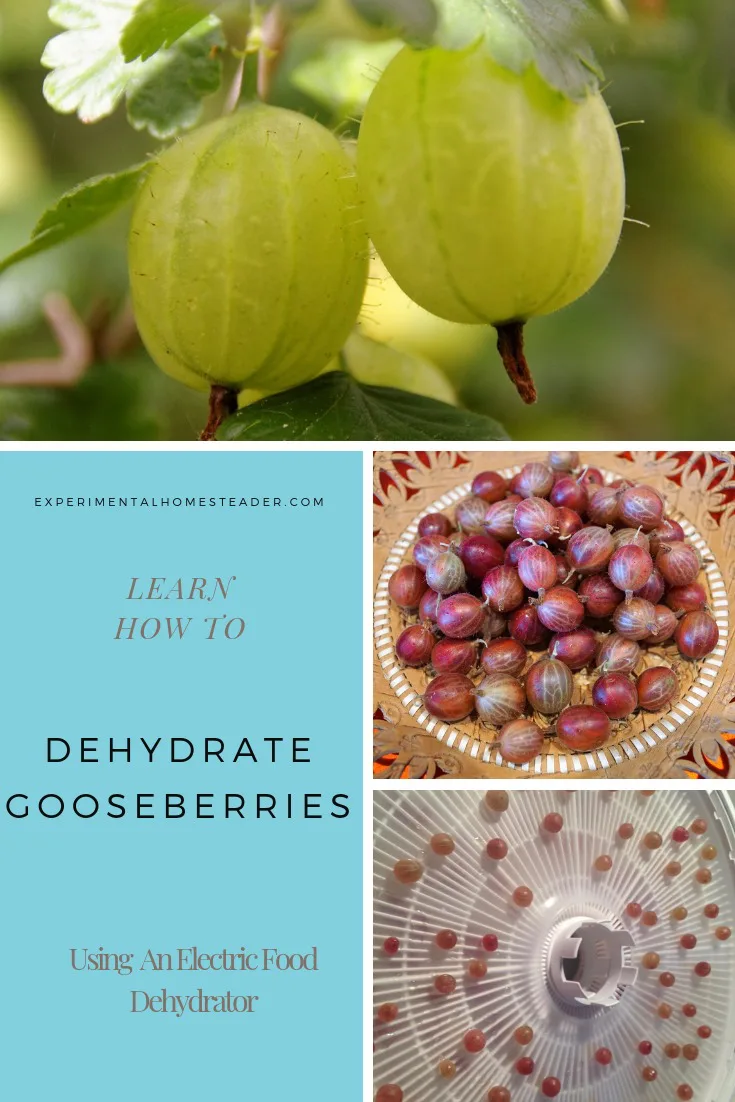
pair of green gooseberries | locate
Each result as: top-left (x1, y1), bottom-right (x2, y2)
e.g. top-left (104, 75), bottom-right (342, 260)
top-left (129, 42), bottom-right (626, 406)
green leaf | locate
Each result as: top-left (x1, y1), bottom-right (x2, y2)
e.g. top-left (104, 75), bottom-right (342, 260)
top-left (126, 19), bottom-right (225, 139)
top-left (433, 0), bottom-right (603, 100)
top-left (42, 0), bottom-right (224, 135)
top-left (218, 371), bottom-right (507, 441)
top-left (349, 0), bottom-right (438, 43)
top-left (0, 164), bottom-right (149, 277)
top-left (121, 0), bottom-right (217, 62)
top-left (292, 38), bottom-right (403, 118)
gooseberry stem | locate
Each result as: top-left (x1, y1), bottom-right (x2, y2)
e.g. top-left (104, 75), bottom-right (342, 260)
top-left (201, 385), bottom-right (238, 441)
top-left (495, 321), bottom-right (537, 404)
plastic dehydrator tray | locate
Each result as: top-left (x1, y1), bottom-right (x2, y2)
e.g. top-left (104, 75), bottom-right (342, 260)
top-left (373, 452), bottom-right (735, 780)
top-left (373, 789), bottom-right (735, 1101)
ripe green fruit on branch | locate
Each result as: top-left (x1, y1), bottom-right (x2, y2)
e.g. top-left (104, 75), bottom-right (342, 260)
top-left (357, 43), bottom-right (626, 403)
top-left (128, 103), bottom-right (368, 432)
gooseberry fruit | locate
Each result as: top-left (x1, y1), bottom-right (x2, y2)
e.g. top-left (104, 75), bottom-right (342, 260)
top-left (637, 666), bottom-right (678, 711)
top-left (549, 450), bottom-right (579, 472)
top-left (636, 566), bottom-right (666, 604)
top-left (646, 605), bottom-right (678, 643)
top-left (550, 627), bottom-right (598, 670)
top-left (358, 44), bottom-right (625, 403)
top-left (426, 549), bottom-right (467, 595)
top-left (675, 611), bottom-right (719, 659)
top-left (419, 588), bottom-right (442, 622)
top-left (555, 507), bottom-right (584, 541)
top-left (535, 586), bottom-right (585, 633)
top-left (593, 673), bottom-right (638, 718)
top-left (556, 705), bottom-right (611, 752)
top-left (526, 657), bottom-right (574, 715)
top-left (618, 485), bottom-right (665, 531)
top-left (472, 470), bottom-right (507, 502)
top-left (130, 105), bottom-right (368, 398)
top-left (608, 545), bottom-right (653, 596)
top-left (596, 633), bottom-right (641, 674)
top-left (517, 544), bottom-right (558, 592)
top-left (508, 603), bottom-right (551, 647)
top-left (389, 565), bottom-right (427, 609)
top-left (612, 527), bottom-right (650, 552)
top-left (666, 582), bottom-right (708, 613)
top-left (459, 533), bottom-right (505, 578)
top-left (482, 566), bottom-right (525, 613)
top-left (424, 673), bottom-right (475, 721)
top-left (432, 638), bottom-right (476, 675)
top-left (498, 718), bottom-right (544, 764)
top-left (656, 541), bottom-right (701, 587)
top-left (578, 574), bottom-right (623, 619)
top-left (418, 512), bottom-right (453, 538)
top-left (481, 638), bottom-right (527, 677)
top-left (412, 534), bottom-right (448, 570)
top-left (550, 477), bottom-right (587, 513)
top-left (567, 526), bottom-right (615, 574)
top-left (484, 499), bottom-right (521, 543)
top-left (456, 495), bottom-right (491, 533)
top-left (475, 673), bottom-right (526, 726)
top-left (395, 623), bottom-right (435, 667)
top-left (649, 517), bottom-right (685, 554)
top-left (613, 597), bottom-right (657, 640)
top-left (514, 497), bottom-right (558, 540)
top-left (588, 485), bottom-right (620, 526)
top-left (437, 593), bottom-right (485, 638)
top-left (513, 462), bottom-right (555, 498)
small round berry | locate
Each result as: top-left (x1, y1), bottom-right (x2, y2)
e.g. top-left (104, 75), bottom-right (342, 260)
top-left (644, 831), bottom-right (663, 850)
top-left (697, 1025), bottom-right (712, 1039)
top-left (430, 832), bottom-right (455, 856)
top-left (383, 937), bottom-right (399, 955)
top-left (434, 974), bottom-right (456, 995)
top-left (595, 1048), bottom-right (613, 1066)
top-left (691, 818), bottom-right (707, 834)
top-left (672, 906), bottom-right (689, 921)
top-left (618, 822), bottom-right (635, 840)
top-left (642, 952), bottom-right (660, 969)
top-left (376, 1087), bottom-right (402, 1102)
top-left (695, 868), bottom-right (712, 885)
top-left (627, 902), bottom-right (643, 919)
top-left (682, 1003), bottom-right (697, 1017)
top-left (393, 858), bottom-right (423, 884)
top-left (436, 929), bottom-right (457, 950)
top-left (468, 958), bottom-right (487, 979)
top-left (541, 1078), bottom-right (561, 1098)
top-left (682, 1044), bottom-right (699, 1061)
top-left (703, 903), bottom-right (719, 919)
top-left (642, 911), bottom-right (658, 927)
top-left (680, 934), bottom-right (697, 950)
top-left (487, 838), bottom-right (509, 860)
top-left (482, 932), bottom-right (499, 952)
top-left (438, 1060), bottom-right (456, 1079)
top-left (664, 1043), bottom-right (681, 1058)
top-left (514, 1024), bottom-right (533, 1045)
top-left (487, 1089), bottom-right (510, 1102)
top-left (513, 886), bottom-right (534, 907)
top-left (642, 1066), bottom-right (658, 1082)
top-left (595, 855), bottom-right (613, 872)
top-left (715, 926), bottom-right (731, 941)
top-left (486, 791), bottom-right (510, 813)
top-left (639, 1040), bottom-right (653, 1055)
top-left (464, 1028), bottom-right (486, 1053)
top-left (542, 812), bottom-right (564, 833)
top-left (694, 961), bottom-right (711, 977)
top-left (672, 826), bottom-right (690, 843)
top-left (701, 844), bottom-right (717, 861)
top-left (658, 1003), bottom-right (673, 1019)
top-left (659, 972), bottom-right (675, 987)
top-left (666, 861), bottom-right (682, 877)
top-left (516, 1057), bottom-right (534, 1076)
top-left (377, 1002), bottom-right (399, 1023)
top-left (676, 1088), bottom-right (694, 1102)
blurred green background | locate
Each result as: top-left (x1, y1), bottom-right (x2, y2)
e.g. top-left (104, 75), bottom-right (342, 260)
top-left (0, 0), bottom-right (733, 440)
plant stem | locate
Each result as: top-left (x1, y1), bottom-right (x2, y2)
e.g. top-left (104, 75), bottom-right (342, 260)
top-left (495, 321), bottom-right (537, 405)
top-left (200, 385), bottom-right (238, 440)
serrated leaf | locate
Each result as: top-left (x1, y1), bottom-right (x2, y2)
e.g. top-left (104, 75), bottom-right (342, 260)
top-left (292, 38), bottom-right (403, 118)
top-left (433, 0), bottom-right (603, 100)
top-left (42, 0), bottom-right (224, 135)
top-left (218, 371), bottom-right (507, 441)
top-left (126, 19), bottom-right (224, 138)
top-left (121, 0), bottom-right (217, 62)
top-left (0, 164), bottom-right (149, 277)
top-left (349, 0), bottom-right (438, 43)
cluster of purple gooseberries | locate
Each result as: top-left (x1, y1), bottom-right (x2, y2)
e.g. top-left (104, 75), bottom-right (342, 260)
top-left (388, 453), bottom-right (720, 764)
